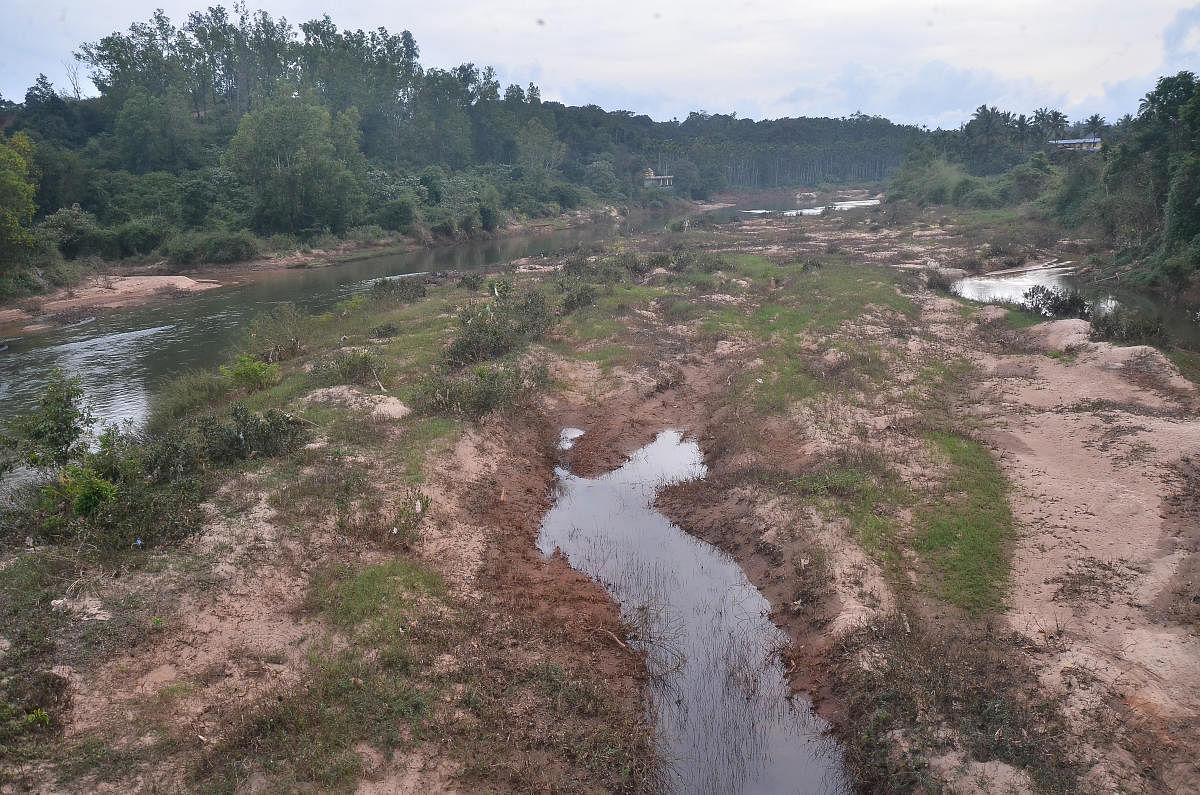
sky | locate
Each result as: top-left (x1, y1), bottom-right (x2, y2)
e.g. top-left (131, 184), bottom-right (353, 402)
top-left (3, 0), bottom-right (1199, 129)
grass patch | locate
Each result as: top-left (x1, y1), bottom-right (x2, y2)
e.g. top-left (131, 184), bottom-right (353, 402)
top-left (785, 449), bottom-right (909, 559)
top-left (195, 561), bottom-right (444, 791)
top-left (1167, 347), bottom-right (1200, 386)
top-left (832, 614), bottom-right (1079, 793)
top-left (915, 433), bottom-right (1014, 614)
top-left (1001, 306), bottom-right (1047, 329)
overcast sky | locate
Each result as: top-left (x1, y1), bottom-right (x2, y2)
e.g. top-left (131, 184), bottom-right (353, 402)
top-left (4, 1), bottom-right (1199, 129)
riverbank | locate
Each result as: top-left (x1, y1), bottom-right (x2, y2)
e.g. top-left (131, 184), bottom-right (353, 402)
top-left (3, 202), bottom-right (1198, 791)
top-left (0, 204), bottom-right (623, 338)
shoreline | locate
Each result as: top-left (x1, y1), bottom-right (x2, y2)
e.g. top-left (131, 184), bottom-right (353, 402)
top-left (0, 204), bottom-right (623, 338)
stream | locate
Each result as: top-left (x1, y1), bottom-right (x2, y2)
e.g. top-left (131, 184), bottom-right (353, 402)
top-left (538, 429), bottom-right (848, 794)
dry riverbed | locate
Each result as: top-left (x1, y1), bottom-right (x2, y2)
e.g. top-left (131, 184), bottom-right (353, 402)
top-left (1, 204), bottom-right (1197, 792)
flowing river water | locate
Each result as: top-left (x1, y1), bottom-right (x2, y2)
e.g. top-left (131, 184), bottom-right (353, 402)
top-left (0, 222), bottom-right (619, 430)
top-left (539, 429), bottom-right (849, 794)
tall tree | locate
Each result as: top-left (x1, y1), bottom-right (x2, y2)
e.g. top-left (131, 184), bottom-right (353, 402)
top-left (222, 96), bottom-right (366, 233)
top-left (0, 133), bottom-right (38, 261)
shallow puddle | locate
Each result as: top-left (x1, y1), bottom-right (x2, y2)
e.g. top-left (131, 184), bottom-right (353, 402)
top-left (538, 429), bottom-right (848, 794)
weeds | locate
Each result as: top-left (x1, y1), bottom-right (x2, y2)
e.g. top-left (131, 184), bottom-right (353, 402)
top-left (417, 360), bottom-right (548, 418)
top-left (369, 276), bottom-right (427, 304)
top-left (220, 354), bottom-right (280, 392)
top-left (443, 290), bottom-right (553, 367)
top-left (310, 349), bottom-right (387, 387)
top-left (831, 614), bottom-right (1079, 793)
top-left (247, 303), bottom-right (307, 362)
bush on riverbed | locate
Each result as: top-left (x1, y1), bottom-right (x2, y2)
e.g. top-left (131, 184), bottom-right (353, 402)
top-left (1020, 285), bottom-right (1090, 319)
top-left (444, 290), bottom-right (554, 366)
top-left (417, 360), bottom-right (548, 418)
top-left (311, 349), bottom-right (388, 387)
top-left (369, 276), bottom-right (426, 303)
top-left (1089, 306), bottom-right (1169, 346)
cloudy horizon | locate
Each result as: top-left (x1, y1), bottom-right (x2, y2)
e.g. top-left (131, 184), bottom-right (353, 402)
top-left (4, 1), bottom-right (1199, 130)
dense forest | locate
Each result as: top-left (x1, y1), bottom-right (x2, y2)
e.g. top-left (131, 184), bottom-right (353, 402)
top-left (888, 72), bottom-right (1200, 289)
top-left (0, 5), bottom-right (918, 301)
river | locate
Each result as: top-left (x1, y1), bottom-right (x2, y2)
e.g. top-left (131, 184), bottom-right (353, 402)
top-left (951, 262), bottom-right (1200, 348)
top-left (0, 222), bottom-right (620, 431)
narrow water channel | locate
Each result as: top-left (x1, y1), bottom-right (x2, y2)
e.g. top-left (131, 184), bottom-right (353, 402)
top-left (538, 429), bottom-right (848, 795)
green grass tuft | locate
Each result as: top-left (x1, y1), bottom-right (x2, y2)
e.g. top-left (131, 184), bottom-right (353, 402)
top-left (915, 433), bottom-right (1014, 614)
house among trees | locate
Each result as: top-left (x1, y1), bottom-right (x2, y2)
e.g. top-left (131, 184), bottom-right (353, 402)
top-left (1048, 137), bottom-right (1102, 152)
top-left (642, 168), bottom-right (674, 189)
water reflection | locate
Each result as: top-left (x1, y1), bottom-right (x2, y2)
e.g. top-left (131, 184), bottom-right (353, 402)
top-left (950, 263), bottom-right (1200, 348)
top-left (538, 430), bottom-right (848, 794)
top-left (951, 264), bottom-right (1076, 304)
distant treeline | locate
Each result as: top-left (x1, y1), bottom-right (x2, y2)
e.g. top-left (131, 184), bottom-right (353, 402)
top-left (889, 72), bottom-right (1200, 289)
top-left (0, 6), bottom-right (919, 301)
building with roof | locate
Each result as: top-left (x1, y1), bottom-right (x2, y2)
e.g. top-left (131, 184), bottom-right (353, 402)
top-left (1048, 137), bottom-right (1102, 153)
top-left (642, 168), bottom-right (674, 189)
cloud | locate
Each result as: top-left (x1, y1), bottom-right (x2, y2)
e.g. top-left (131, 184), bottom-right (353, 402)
top-left (2, 0), bottom-right (1196, 129)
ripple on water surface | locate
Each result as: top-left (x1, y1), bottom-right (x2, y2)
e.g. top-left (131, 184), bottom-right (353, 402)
top-left (538, 429), bottom-right (848, 794)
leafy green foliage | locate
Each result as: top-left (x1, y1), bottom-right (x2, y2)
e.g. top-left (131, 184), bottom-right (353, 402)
top-left (369, 276), bottom-right (426, 303)
top-left (0, 368), bottom-right (93, 474)
top-left (223, 98), bottom-right (367, 235)
top-left (444, 290), bottom-right (553, 366)
top-left (247, 302), bottom-right (308, 362)
top-left (0, 132), bottom-right (37, 260)
top-left (161, 228), bottom-right (258, 266)
top-left (220, 353), bottom-right (280, 392)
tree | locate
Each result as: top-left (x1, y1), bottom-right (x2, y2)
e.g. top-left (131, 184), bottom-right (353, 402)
top-left (515, 119), bottom-right (564, 174)
top-left (0, 368), bottom-right (94, 475)
top-left (1084, 114), bottom-right (1106, 138)
top-left (222, 97), bottom-right (366, 234)
top-left (0, 132), bottom-right (37, 261)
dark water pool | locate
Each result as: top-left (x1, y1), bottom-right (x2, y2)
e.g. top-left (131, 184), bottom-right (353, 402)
top-left (538, 429), bottom-right (848, 794)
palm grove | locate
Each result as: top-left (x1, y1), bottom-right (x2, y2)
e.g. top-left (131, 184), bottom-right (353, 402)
top-left (889, 74), bottom-right (1200, 289)
top-left (0, 5), bottom-right (917, 301)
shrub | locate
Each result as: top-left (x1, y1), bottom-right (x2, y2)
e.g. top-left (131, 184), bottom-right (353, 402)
top-left (424, 207), bottom-right (458, 239)
top-left (369, 323), bottom-right (399, 338)
top-left (197, 402), bottom-right (305, 463)
top-left (221, 354), bottom-right (280, 392)
top-left (1020, 285), bottom-right (1090, 319)
top-left (926, 270), bottom-right (956, 293)
top-left (248, 303), bottom-right (307, 362)
top-left (115, 218), bottom-right (169, 257)
top-left (375, 198), bottom-right (417, 233)
top-left (1, 368), bottom-right (93, 474)
top-left (311, 350), bottom-right (387, 386)
top-left (51, 465), bottom-right (118, 517)
top-left (417, 361), bottom-right (547, 418)
top-left (1089, 307), bottom-right (1169, 346)
top-left (457, 272), bottom-right (484, 291)
top-left (162, 230), bottom-right (258, 266)
top-left (369, 277), bottom-right (426, 303)
top-left (444, 291), bottom-right (554, 366)
top-left (144, 372), bottom-right (230, 437)
top-left (37, 207), bottom-right (118, 259)
top-left (560, 282), bottom-right (596, 313)
top-left (345, 225), bottom-right (386, 243)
